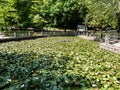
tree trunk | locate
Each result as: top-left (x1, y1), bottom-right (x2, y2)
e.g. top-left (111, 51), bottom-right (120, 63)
top-left (64, 24), bottom-right (67, 33)
top-left (100, 29), bottom-right (103, 42)
top-left (117, 1), bottom-right (120, 33)
top-left (64, 28), bottom-right (66, 32)
top-left (117, 13), bottom-right (120, 33)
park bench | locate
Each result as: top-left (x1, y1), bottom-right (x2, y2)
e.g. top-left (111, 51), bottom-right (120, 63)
top-left (77, 25), bottom-right (87, 35)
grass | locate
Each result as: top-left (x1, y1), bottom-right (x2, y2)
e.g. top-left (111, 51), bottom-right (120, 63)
top-left (0, 36), bottom-right (120, 90)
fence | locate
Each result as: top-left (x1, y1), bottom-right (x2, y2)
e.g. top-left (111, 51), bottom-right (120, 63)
top-left (3, 30), bottom-right (76, 38)
top-left (105, 30), bottom-right (119, 44)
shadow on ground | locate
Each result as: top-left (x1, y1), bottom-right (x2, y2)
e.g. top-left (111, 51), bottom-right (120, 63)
top-left (0, 51), bottom-right (92, 90)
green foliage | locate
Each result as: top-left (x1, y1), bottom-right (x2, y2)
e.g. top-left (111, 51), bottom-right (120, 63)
top-left (0, 0), bottom-right (119, 31)
top-left (0, 37), bottom-right (120, 89)
top-left (0, 0), bottom-right (18, 30)
top-left (85, 0), bottom-right (118, 30)
top-left (30, 1), bottom-right (47, 28)
top-left (38, 0), bottom-right (86, 29)
top-left (13, 0), bottom-right (33, 28)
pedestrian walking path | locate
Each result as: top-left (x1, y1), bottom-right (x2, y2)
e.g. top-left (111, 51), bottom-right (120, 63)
top-left (0, 33), bottom-right (12, 39)
top-left (113, 43), bottom-right (120, 47)
top-left (78, 35), bottom-right (96, 40)
top-left (78, 35), bottom-right (120, 54)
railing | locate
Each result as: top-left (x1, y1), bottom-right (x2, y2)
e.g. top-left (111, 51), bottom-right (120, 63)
top-left (3, 30), bottom-right (76, 38)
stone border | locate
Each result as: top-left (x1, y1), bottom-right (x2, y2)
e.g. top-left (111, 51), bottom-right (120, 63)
top-left (0, 33), bottom-right (76, 43)
top-left (99, 43), bottom-right (120, 54)
top-left (0, 36), bottom-right (47, 43)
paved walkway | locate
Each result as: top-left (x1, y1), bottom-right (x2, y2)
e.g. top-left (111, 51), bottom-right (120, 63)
top-left (78, 35), bottom-right (96, 40)
top-left (78, 35), bottom-right (120, 54)
top-left (113, 43), bottom-right (120, 47)
top-left (100, 43), bottom-right (120, 54)
top-left (78, 35), bottom-right (101, 42)
top-left (0, 34), bottom-right (13, 39)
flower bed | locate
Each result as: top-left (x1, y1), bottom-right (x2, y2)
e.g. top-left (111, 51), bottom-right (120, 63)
top-left (0, 37), bottom-right (120, 90)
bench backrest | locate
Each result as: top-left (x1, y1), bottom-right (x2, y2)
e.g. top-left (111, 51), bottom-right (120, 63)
top-left (77, 25), bottom-right (87, 31)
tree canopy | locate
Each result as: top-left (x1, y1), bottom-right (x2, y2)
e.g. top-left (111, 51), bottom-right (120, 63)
top-left (84, 0), bottom-right (118, 30)
top-left (0, 0), bottom-right (119, 31)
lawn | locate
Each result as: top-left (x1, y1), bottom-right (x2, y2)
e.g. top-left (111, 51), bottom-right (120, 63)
top-left (0, 36), bottom-right (120, 90)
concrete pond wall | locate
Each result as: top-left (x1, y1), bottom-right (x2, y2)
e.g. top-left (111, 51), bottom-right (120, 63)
top-left (99, 43), bottom-right (120, 54)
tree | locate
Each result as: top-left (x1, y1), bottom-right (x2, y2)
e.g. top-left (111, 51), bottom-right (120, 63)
top-left (0, 0), bottom-right (17, 31)
top-left (85, 0), bottom-right (120, 33)
top-left (0, 0), bottom-right (88, 31)
top-left (13, 0), bottom-right (32, 28)
top-left (39, 0), bottom-right (87, 31)
top-left (116, 0), bottom-right (120, 33)
top-left (85, 0), bottom-right (117, 30)
top-left (30, 0), bottom-right (47, 29)
top-left (84, 0), bottom-right (119, 40)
